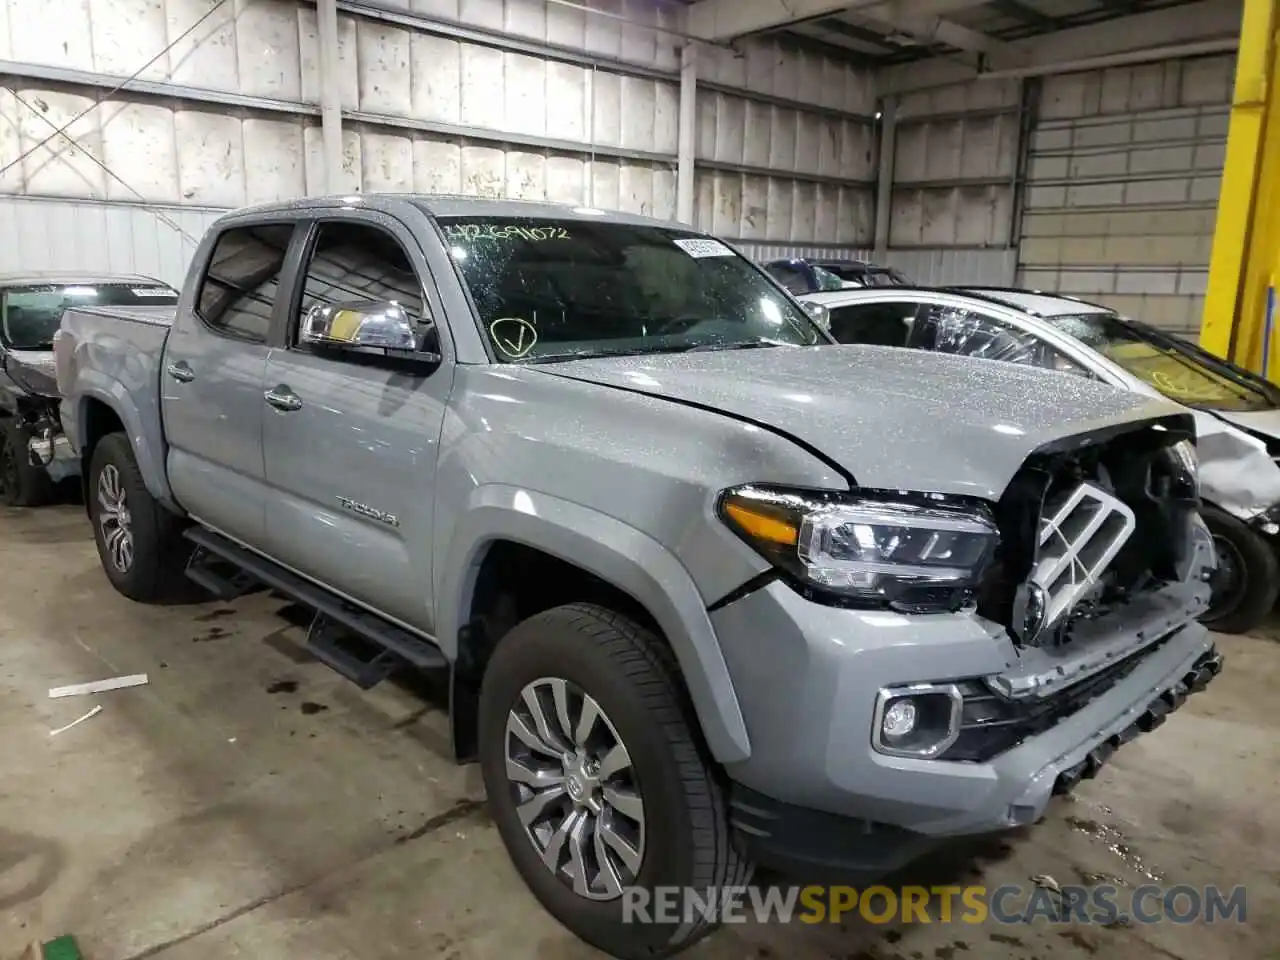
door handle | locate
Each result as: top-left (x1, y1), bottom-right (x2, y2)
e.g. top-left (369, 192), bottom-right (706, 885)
top-left (264, 385), bottom-right (303, 412)
top-left (166, 360), bottom-right (195, 383)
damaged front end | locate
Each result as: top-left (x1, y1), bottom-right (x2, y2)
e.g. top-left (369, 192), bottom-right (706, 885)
top-left (952, 414), bottom-right (1218, 763)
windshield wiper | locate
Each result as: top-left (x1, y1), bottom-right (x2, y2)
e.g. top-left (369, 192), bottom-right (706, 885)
top-left (520, 338), bottom-right (794, 364)
top-left (685, 337), bottom-right (793, 352)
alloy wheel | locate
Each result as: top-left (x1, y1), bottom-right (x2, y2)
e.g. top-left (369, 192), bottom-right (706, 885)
top-left (504, 677), bottom-right (645, 901)
top-left (97, 464), bottom-right (134, 573)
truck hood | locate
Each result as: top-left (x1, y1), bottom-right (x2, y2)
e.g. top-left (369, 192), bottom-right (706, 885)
top-left (544, 345), bottom-right (1183, 499)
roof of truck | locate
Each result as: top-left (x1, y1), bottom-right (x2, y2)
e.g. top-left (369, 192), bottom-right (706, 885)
top-left (219, 194), bottom-right (692, 231)
top-left (0, 271), bottom-right (172, 288)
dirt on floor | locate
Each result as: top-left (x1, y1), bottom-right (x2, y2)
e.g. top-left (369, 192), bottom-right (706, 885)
top-left (1, 504), bottom-right (1277, 960)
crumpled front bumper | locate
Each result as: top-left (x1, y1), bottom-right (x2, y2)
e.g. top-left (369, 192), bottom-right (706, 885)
top-left (710, 580), bottom-right (1220, 876)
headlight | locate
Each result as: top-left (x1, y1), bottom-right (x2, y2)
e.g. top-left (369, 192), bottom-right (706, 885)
top-left (718, 485), bottom-right (1000, 612)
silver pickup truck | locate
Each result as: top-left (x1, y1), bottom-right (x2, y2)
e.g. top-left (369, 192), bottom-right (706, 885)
top-left (55, 195), bottom-right (1221, 959)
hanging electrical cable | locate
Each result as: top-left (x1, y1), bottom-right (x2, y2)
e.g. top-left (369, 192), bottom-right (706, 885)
top-left (6, 89), bottom-right (200, 243)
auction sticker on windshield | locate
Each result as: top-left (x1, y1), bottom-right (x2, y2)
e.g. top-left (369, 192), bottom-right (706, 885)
top-left (674, 238), bottom-right (735, 259)
top-left (131, 287), bottom-right (177, 297)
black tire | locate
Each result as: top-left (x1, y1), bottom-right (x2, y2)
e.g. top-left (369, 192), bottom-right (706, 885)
top-left (87, 432), bottom-right (191, 602)
top-left (1200, 503), bottom-right (1279, 634)
top-left (0, 418), bottom-right (54, 507)
top-left (478, 603), bottom-right (752, 959)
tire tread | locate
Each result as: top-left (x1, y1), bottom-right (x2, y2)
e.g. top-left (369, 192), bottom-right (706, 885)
top-left (486, 602), bottom-right (751, 958)
top-left (1201, 503), bottom-right (1279, 635)
top-left (89, 432), bottom-right (190, 602)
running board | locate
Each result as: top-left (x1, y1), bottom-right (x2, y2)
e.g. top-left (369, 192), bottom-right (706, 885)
top-left (183, 527), bottom-right (448, 686)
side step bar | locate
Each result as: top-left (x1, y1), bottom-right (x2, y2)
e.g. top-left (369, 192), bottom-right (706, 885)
top-left (183, 527), bottom-right (448, 688)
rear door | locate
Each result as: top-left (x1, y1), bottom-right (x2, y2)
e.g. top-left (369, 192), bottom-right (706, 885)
top-left (259, 212), bottom-right (452, 634)
top-left (162, 222), bottom-right (300, 544)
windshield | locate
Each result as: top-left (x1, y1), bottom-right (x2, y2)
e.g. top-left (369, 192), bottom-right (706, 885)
top-left (811, 265), bottom-right (847, 291)
top-left (441, 217), bottom-right (822, 362)
top-left (1046, 311), bottom-right (1279, 412)
top-left (2, 282), bottom-right (178, 349)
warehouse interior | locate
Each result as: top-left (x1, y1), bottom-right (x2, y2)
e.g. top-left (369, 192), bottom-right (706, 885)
top-left (0, 0), bottom-right (1253, 338)
top-left (4, 0), bottom-right (1280, 958)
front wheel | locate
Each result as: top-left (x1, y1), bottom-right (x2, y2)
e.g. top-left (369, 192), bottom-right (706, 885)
top-left (87, 432), bottom-right (191, 602)
top-left (1200, 504), bottom-right (1279, 634)
top-left (478, 603), bottom-right (752, 959)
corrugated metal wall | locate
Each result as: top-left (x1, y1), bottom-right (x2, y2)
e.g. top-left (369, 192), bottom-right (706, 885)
top-left (892, 79), bottom-right (1022, 250)
top-left (0, 195), bottom-right (221, 285)
top-left (1018, 54), bottom-right (1234, 336)
top-left (693, 40), bottom-right (876, 249)
top-left (874, 77), bottom-right (1023, 286)
top-left (0, 0), bottom-right (877, 277)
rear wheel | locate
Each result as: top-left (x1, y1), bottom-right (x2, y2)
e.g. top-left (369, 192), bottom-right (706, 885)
top-left (87, 432), bottom-right (191, 602)
top-left (1201, 503), bottom-right (1278, 634)
top-left (0, 418), bottom-right (54, 507)
top-left (478, 603), bottom-right (751, 959)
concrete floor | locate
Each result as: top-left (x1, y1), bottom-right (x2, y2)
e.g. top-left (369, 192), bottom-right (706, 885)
top-left (2, 503), bottom-right (1278, 960)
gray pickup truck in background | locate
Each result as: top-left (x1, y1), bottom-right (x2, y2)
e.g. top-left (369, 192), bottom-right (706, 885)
top-left (55, 195), bottom-right (1222, 959)
top-left (0, 272), bottom-right (177, 505)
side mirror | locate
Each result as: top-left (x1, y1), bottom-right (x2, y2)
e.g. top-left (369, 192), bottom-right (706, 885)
top-left (300, 300), bottom-right (419, 351)
top-left (802, 300), bottom-right (832, 334)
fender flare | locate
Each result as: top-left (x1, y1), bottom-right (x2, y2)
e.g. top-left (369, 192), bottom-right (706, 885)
top-left (438, 484), bottom-right (752, 764)
top-left (74, 376), bottom-right (174, 506)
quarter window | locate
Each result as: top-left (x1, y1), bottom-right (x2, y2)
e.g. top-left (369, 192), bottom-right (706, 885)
top-left (911, 303), bottom-right (1090, 376)
top-left (196, 224), bottom-right (294, 343)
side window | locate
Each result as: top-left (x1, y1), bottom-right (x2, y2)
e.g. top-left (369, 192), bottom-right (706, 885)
top-left (296, 221), bottom-right (427, 330)
top-left (911, 304), bottom-right (1092, 376)
top-left (196, 224), bottom-right (294, 343)
top-left (295, 220), bottom-right (429, 350)
top-left (828, 301), bottom-right (916, 347)
top-left (765, 263), bottom-right (807, 295)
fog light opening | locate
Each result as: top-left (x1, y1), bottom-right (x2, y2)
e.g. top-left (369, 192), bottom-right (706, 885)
top-left (872, 684), bottom-right (963, 759)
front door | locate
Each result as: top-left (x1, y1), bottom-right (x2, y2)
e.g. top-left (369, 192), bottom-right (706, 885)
top-left (162, 222), bottom-right (297, 544)
top-left (260, 214), bottom-right (453, 635)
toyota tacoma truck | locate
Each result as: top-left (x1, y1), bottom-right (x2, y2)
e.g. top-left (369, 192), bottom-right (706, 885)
top-left (0, 272), bottom-right (177, 505)
top-left (55, 196), bottom-right (1221, 959)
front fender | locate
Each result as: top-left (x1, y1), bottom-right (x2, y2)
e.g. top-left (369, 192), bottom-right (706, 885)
top-left (438, 484), bottom-right (751, 764)
top-left (73, 375), bottom-right (174, 508)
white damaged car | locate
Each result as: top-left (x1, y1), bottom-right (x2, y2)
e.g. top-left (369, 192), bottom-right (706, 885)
top-left (800, 284), bottom-right (1280, 634)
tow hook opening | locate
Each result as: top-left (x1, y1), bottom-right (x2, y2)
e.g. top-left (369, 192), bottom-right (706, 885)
top-left (1052, 649), bottom-right (1223, 797)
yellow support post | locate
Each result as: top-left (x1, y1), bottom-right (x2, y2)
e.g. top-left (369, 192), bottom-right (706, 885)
top-left (1201, 0), bottom-right (1280, 376)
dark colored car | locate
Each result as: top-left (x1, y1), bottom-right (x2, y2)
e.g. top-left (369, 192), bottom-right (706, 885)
top-left (763, 258), bottom-right (911, 295)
